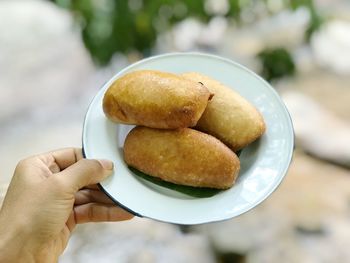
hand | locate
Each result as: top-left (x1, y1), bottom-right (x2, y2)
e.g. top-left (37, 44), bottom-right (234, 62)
top-left (0, 148), bottom-right (133, 263)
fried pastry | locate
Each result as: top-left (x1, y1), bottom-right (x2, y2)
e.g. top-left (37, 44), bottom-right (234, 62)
top-left (103, 70), bottom-right (212, 129)
top-left (124, 127), bottom-right (240, 189)
top-left (181, 72), bottom-right (266, 151)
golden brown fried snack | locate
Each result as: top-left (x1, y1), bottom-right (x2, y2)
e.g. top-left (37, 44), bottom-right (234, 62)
top-left (103, 70), bottom-right (212, 129)
top-left (124, 127), bottom-right (240, 189)
top-left (181, 72), bottom-right (266, 152)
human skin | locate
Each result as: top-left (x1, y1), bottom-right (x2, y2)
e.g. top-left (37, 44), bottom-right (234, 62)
top-left (0, 148), bottom-right (133, 263)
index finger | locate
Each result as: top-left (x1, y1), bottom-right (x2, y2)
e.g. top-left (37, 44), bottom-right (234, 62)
top-left (51, 148), bottom-right (83, 170)
top-left (38, 148), bottom-right (83, 171)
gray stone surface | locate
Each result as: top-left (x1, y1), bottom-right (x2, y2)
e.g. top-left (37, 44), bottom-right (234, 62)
top-left (282, 89), bottom-right (350, 167)
top-left (191, 152), bottom-right (350, 262)
top-left (60, 218), bottom-right (215, 263)
top-left (1, 1), bottom-right (350, 263)
top-left (0, 0), bottom-right (129, 186)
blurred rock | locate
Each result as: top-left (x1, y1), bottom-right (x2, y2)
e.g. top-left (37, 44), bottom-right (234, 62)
top-left (276, 68), bottom-right (350, 168)
top-left (172, 18), bottom-right (203, 51)
top-left (171, 16), bottom-right (228, 51)
top-left (207, 7), bottom-right (311, 73)
top-left (0, 0), bottom-right (128, 185)
top-left (311, 20), bottom-right (350, 74)
top-left (191, 205), bottom-right (294, 255)
top-left (190, 151), bottom-right (350, 262)
top-left (257, 7), bottom-right (310, 49)
top-left (204, 0), bottom-right (229, 16)
top-left (1, 1), bottom-right (350, 263)
top-left (60, 218), bottom-right (215, 263)
top-left (0, 0), bottom-right (95, 123)
top-left (282, 90), bottom-right (350, 167)
top-left (0, 122), bottom-right (82, 186)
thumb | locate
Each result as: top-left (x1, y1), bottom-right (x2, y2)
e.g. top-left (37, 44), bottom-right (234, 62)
top-left (56, 159), bottom-right (113, 192)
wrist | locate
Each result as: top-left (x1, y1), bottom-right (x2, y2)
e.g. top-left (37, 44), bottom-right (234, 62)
top-left (0, 212), bottom-right (34, 263)
top-left (0, 211), bottom-right (60, 263)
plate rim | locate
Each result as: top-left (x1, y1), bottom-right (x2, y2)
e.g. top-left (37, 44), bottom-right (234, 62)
top-left (82, 51), bottom-right (295, 225)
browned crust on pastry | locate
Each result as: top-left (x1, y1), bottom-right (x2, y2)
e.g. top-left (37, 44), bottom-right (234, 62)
top-left (124, 127), bottom-right (240, 189)
top-left (181, 72), bottom-right (266, 151)
top-left (103, 70), bottom-right (212, 129)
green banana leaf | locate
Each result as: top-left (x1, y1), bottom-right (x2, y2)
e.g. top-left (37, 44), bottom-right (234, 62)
top-left (128, 167), bottom-right (222, 198)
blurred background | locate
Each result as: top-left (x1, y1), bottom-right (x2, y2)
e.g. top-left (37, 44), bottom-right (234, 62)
top-left (1, 0), bottom-right (350, 262)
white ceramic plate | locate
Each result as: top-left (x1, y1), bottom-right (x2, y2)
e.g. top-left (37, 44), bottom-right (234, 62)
top-left (82, 52), bottom-right (294, 225)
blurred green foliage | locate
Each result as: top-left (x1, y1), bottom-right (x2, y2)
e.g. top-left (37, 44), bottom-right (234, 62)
top-left (53, 0), bottom-right (238, 65)
top-left (258, 47), bottom-right (296, 82)
top-left (51, 0), bottom-right (322, 81)
top-left (287, 0), bottom-right (324, 40)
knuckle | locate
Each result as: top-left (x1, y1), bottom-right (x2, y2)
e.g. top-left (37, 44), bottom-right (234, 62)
top-left (15, 158), bottom-right (29, 170)
top-left (14, 158), bottom-right (32, 179)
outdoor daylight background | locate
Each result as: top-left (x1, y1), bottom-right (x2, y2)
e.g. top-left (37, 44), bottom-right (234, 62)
top-left (1, 0), bottom-right (350, 262)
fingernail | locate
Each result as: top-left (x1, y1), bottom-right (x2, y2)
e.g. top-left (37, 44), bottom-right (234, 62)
top-left (98, 159), bottom-right (114, 170)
